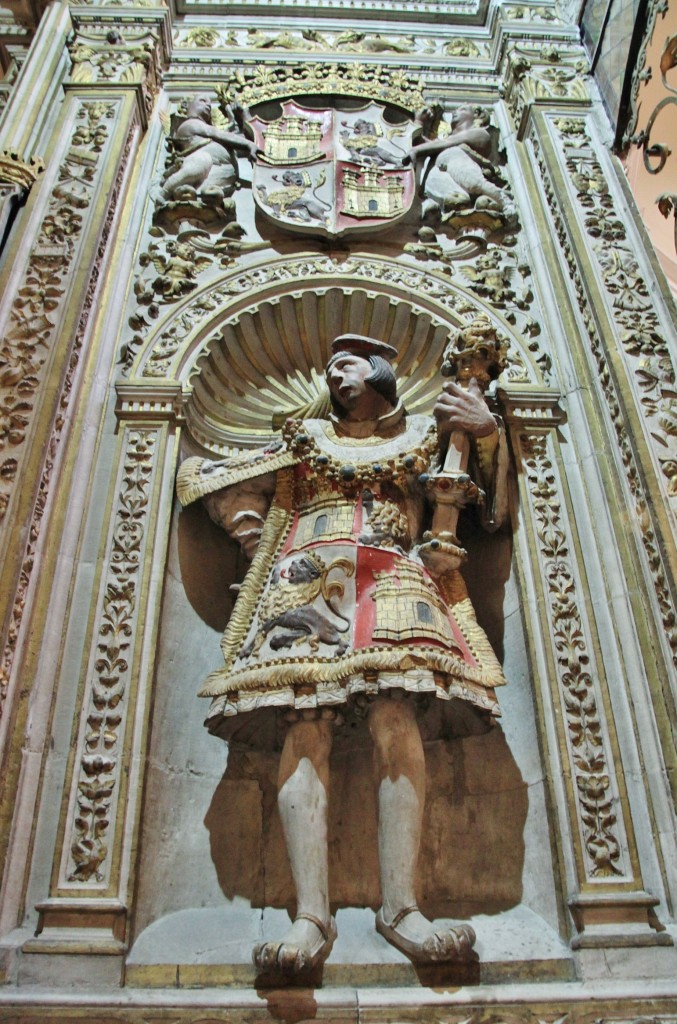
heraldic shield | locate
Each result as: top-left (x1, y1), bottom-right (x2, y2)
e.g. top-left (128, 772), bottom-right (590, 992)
top-left (250, 100), bottom-right (417, 237)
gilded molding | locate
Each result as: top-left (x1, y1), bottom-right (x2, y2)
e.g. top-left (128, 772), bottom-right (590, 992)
top-left (61, 428), bottom-right (158, 886)
top-left (519, 431), bottom-right (630, 881)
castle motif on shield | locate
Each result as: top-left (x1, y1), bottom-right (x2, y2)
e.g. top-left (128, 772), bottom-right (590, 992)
top-left (250, 100), bottom-right (416, 237)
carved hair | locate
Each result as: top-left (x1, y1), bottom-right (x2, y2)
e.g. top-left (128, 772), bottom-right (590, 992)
top-left (327, 353), bottom-right (397, 415)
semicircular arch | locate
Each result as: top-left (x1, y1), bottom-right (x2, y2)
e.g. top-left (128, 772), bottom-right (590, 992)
top-left (130, 253), bottom-right (548, 454)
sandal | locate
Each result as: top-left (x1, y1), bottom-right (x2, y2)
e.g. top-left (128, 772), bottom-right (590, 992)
top-left (253, 912), bottom-right (337, 974)
top-left (376, 905), bottom-right (476, 963)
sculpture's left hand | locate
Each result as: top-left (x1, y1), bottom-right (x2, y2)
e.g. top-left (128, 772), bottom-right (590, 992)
top-left (434, 378), bottom-right (497, 439)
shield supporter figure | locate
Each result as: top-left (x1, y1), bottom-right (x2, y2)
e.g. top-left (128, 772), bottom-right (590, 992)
top-left (251, 101), bottom-right (417, 237)
top-left (177, 331), bottom-right (510, 976)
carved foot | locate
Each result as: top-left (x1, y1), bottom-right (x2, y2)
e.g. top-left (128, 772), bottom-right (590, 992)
top-left (376, 906), bottom-right (476, 963)
top-left (253, 913), bottom-right (337, 974)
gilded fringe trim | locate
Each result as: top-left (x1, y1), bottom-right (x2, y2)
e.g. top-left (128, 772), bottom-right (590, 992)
top-left (219, 469), bottom-right (294, 668)
top-left (200, 644), bottom-right (505, 698)
top-left (452, 597), bottom-right (505, 681)
top-left (176, 451), bottom-right (297, 506)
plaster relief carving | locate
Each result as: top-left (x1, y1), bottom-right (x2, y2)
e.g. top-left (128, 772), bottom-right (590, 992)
top-left (157, 95), bottom-right (256, 213)
top-left (250, 100), bottom-right (416, 237)
top-left (139, 95), bottom-right (265, 305)
top-left (554, 116), bottom-right (677, 502)
top-left (124, 257), bottom-right (543, 409)
top-left (407, 104), bottom-right (516, 237)
top-left (173, 25), bottom-right (490, 58)
top-left (68, 21), bottom-right (163, 124)
top-left (1, 118), bottom-right (134, 756)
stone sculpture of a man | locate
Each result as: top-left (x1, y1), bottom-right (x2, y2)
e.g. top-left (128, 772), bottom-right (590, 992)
top-left (177, 334), bottom-right (509, 973)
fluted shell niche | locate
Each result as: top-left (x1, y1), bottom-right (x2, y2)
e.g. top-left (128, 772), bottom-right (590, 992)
top-left (183, 286), bottom-right (460, 454)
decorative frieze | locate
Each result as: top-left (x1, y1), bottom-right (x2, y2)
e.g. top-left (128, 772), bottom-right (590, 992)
top-left (172, 24), bottom-right (491, 59)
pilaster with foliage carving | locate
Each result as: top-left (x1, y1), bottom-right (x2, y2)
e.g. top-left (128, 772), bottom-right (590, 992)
top-left (0, 101), bottom-right (118, 706)
top-left (30, 421), bottom-right (178, 951)
top-left (527, 109), bottom-right (677, 757)
top-left (0, 7), bottom-right (168, 923)
top-left (509, 421), bottom-right (670, 946)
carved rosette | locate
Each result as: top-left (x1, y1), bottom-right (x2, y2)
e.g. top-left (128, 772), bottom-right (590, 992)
top-left (518, 431), bottom-right (631, 882)
top-left (60, 428), bottom-right (158, 887)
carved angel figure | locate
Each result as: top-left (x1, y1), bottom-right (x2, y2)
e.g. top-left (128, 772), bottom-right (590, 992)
top-left (177, 334), bottom-right (510, 976)
top-left (159, 95), bottom-right (257, 206)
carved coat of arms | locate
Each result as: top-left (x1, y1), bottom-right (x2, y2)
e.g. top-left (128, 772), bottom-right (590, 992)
top-left (250, 100), bottom-right (416, 237)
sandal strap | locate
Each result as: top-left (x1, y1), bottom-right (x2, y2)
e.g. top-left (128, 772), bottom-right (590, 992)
top-left (295, 912), bottom-right (330, 941)
top-left (389, 905), bottom-right (419, 930)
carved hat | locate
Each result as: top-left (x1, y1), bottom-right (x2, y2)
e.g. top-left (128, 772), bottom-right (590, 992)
top-left (330, 334), bottom-right (398, 362)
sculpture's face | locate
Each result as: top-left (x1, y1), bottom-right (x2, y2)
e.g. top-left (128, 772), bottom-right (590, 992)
top-left (188, 95), bottom-right (212, 121)
top-left (326, 354), bottom-right (372, 412)
top-left (452, 105), bottom-right (473, 127)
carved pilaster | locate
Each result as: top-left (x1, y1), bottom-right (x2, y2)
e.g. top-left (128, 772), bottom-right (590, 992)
top-left (506, 400), bottom-right (671, 947)
top-left (29, 422), bottom-right (178, 951)
top-left (526, 110), bottom-right (677, 806)
top-left (0, 13), bottom-right (167, 911)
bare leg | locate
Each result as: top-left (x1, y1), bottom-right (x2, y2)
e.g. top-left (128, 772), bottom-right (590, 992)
top-left (253, 715), bottom-right (335, 972)
top-left (368, 694), bottom-right (475, 962)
